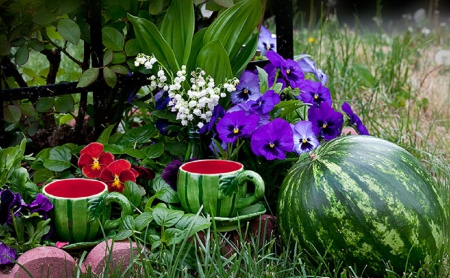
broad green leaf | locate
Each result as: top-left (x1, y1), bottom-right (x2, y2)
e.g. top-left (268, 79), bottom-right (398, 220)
top-left (114, 230), bottom-right (133, 241)
top-left (33, 8), bottom-right (56, 25)
top-left (120, 215), bottom-right (136, 231)
top-left (110, 65), bottom-right (129, 75)
top-left (36, 97), bottom-right (54, 112)
top-left (122, 124), bottom-right (158, 144)
top-left (149, 0), bottom-right (165, 15)
top-left (32, 168), bottom-right (54, 185)
top-left (4, 105), bottom-right (21, 124)
top-left (28, 38), bottom-right (45, 52)
top-left (97, 124), bottom-right (116, 145)
top-left (102, 26), bottom-right (124, 51)
top-left (57, 18), bottom-right (81, 45)
top-left (186, 27), bottom-right (207, 74)
top-left (231, 32), bottom-right (259, 76)
top-left (106, 5), bottom-right (127, 20)
top-left (77, 68), bottom-right (99, 87)
top-left (164, 228), bottom-right (185, 245)
top-left (135, 212), bottom-right (153, 231)
top-left (44, 146), bottom-right (72, 171)
top-left (111, 52), bottom-right (126, 64)
top-left (15, 45), bottom-right (29, 65)
top-left (153, 206), bottom-right (184, 228)
top-left (59, 114), bottom-right (74, 125)
top-left (122, 181), bottom-right (142, 207)
top-left (103, 67), bottom-right (117, 88)
top-left (125, 39), bottom-right (139, 57)
top-left (175, 214), bottom-right (210, 236)
top-left (52, 0), bottom-right (82, 15)
top-left (18, 102), bottom-right (36, 117)
top-left (203, 0), bottom-right (261, 65)
top-left (54, 95), bottom-right (74, 113)
top-left (104, 49), bottom-right (113, 65)
top-left (128, 14), bottom-right (179, 73)
top-left (124, 148), bottom-right (145, 159)
top-left (196, 40), bottom-right (232, 84)
top-left (152, 177), bottom-right (180, 203)
top-left (213, 0), bottom-right (234, 7)
top-left (142, 142), bottom-right (164, 159)
top-left (45, 26), bottom-right (63, 40)
top-left (11, 37), bottom-right (26, 47)
top-left (160, 0), bottom-right (194, 65)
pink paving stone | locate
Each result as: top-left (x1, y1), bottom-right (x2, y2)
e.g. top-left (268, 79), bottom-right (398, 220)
top-left (83, 239), bottom-right (146, 276)
top-left (8, 246), bottom-right (81, 278)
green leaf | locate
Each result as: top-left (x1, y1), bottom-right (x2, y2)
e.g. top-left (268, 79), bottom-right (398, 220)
top-left (164, 228), bottom-right (185, 245)
top-left (152, 177), bottom-right (180, 203)
top-left (186, 27), bottom-right (207, 74)
top-left (102, 26), bottom-right (124, 51)
top-left (231, 32), bottom-right (259, 76)
top-left (54, 94), bottom-right (74, 113)
top-left (97, 125), bottom-right (116, 145)
top-left (125, 39), bottom-right (139, 57)
top-left (15, 45), bottom-right (29, 65)
top-left (114, 230), bottom-right (133, 241)
top-left (104, 49), bottom-right (113, 65)
top-left (203, 0), bottom-right (261, 67)
top-left (175, 214), bottom-right (210, 237)
top-left (120, 215), bottom-right (136, 231)
top-left (0, 40), bottom-right (11, 55)
top-left (57, 18), bottom-right (81, 45)
top-left (28, 38), bottom-right (45, 52)
top-left (135, 211), bottom-right (154, 231)
top-left (88, 195), bottom-right (107, 221)
top-left (36, 97), bottom-right (54, 112)
top-left (52, 0), bottom-right (82, 15)
top-left (160, 0), bottom-right (194, 66)
top-left (110, 65), bottom-right (129, 75)
top-left (103, 67), bottom-right (117, 88)
top-left (106, 5), bottom-right (127, 20)
top-left (128, 14), bottom-right (179, 73)
top-left (18, 102), bottom-right (36, 117)
top-left (153, 206), bottom-right (184, 228)
top-left (77, 68), bottom-right (99, 87)
top-left (111, 52), bottom-right (126, 64)
top-left (149, 0), bottom-right (165, 15)
top-left (213, 0), bottom-right (234, 7)
top-left (122, 124), bottom-right (158, 144)
top-left (218, 175), bottom-right (238, 199)
top-left (33, 8), bottom-right (56, 25)
top-left (4, 105), bottom-right (21, 124)
top-left (122, 181), bottom-right (142, 208)
top-left (43, 146), bottom-right (72, 172)
top-left (196, 40), bottom-right (232, 84)
top-left (142, 142), bottom-right (164, 160)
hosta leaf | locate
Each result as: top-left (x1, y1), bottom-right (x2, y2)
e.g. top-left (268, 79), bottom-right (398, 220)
top-left (128, 14), bottom-right (179, 73)
top-left (103, 67), bottom-right (117, 88)
top-left (196, 40), bottom-right (232, 84)
top-left (57, 18), bottom-right (81, 45)
top-left (54, 94), bottom-right (74, 113)
top-left (160, 0), bottom-right (194, 65)
top-left (4, 105), bottom-right (21, 124)
top-left (102, 26), bottom-right (124, 51)
top-left (77, 68), bottom-right (99, 87)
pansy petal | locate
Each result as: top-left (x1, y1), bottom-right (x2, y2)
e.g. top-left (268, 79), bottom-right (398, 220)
top-left (80, 142), bottom-right (104, 157)
top-left (106, 159), bottom-right (132, 174)
top-left (98, 152), bottom-right (115, 165)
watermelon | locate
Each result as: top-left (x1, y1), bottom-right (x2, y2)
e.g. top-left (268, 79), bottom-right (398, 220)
top-left (277, 135), bottom-right (446, 276)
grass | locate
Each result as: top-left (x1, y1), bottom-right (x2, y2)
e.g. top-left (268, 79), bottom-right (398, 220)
top-left (6, 5), bottom-right (450, 278)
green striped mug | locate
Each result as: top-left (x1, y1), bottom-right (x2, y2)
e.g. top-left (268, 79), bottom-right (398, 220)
top-left (42, 178), bottom-right (132, 243)
top-left (177, 159), bottom-right (265, 217)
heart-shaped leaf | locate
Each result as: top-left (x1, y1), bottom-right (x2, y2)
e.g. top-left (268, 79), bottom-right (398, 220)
top-left (57, 18), bottom-right (81, 45)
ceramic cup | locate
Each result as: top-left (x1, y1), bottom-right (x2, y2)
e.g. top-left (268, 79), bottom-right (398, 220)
top-left (42, 178), bottom-right (132, 243)
top-left (177, 159), bottom-right (265, 217)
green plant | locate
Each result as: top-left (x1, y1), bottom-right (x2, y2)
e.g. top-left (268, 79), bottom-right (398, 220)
top-left (277, 135), bottom-right (446, 276)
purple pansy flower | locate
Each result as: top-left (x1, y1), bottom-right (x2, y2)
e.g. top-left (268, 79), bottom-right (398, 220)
top-left (0, 189), bottom-right (24, 225)
top-left (154, 90), bottom-right (170, 110)
top-left (250, 118), bottom-right (294, 160)
top-left (27, 194), bottom-right (53, 219)
top-left (216, 110), bottom-right (259, 143)
top-left (248, 90), bottom-right (280, 115)
top-left (297, 56), bottom-right (328, 85)
top-left (231, 71), bottom-right (261, 104)
top-left (266, 51), bottom-right (285, 68)
top-left (264, 62), bottom-right (286, 89)
top-left (281, 59), bottom-right (304, 88)
top-left (0, 242), bottom-right (17, 265)
top-left (292, 121), bottom-right (320, 154)
top-left (308, 102), bottom-right (344, 141)
top-left (257, 26), bottom-right (276, 56)
top-left (298, 80), bottom-right (332, 107)
top-left (162, 159), bottom-right (184, 190)
top-left (341, 102), bottom-right (370, 135)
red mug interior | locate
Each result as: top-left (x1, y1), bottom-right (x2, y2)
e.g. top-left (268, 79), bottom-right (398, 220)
top-left (44, 179), bottom-right (107, 198)
top-left (181, 160), bottom-right (242, 174)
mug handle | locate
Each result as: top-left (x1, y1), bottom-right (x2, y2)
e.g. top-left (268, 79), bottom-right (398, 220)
top-left (235, 170), bottom-right (265, 209)
top-left (103, 192), bottom-right (133, 230)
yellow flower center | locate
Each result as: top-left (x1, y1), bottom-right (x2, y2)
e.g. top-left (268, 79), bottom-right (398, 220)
top-left (269, 143), bottom-right (275, 148)
top-left (314, 94), bottom-right (319, 99)
top-left (243, 89), bottom-right (249, 94)
top-left (91, 158), bottom-right (101, 170)
top-left (233, 128), bottom-right (239, 134)
top-left (286, 69), bottom-right (291, 75)
top-left (322, 123), bottom-right (327, 129)
top-left (112, 175), bottom-right (121, 189)
top-left (302, 138), bottom-right (307, 144)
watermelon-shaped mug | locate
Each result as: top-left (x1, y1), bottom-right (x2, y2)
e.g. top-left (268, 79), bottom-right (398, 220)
top-left (42, 178), bottom-right (132, 243)
top-left (177, 159), bottom-right (265, 217)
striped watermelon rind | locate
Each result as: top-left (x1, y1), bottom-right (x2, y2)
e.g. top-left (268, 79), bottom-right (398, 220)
top-left (277, 135), bottom-right (446, 275)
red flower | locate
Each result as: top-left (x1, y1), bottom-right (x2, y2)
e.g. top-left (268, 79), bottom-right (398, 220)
top-left (99, 159), bottom-right (137, 193)
top-left (78, 142), bottom-right (115, 179)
